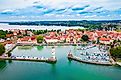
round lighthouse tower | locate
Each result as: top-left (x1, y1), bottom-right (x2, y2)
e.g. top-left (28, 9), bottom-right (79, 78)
top-left (52, 47), bottom-right (56, 60)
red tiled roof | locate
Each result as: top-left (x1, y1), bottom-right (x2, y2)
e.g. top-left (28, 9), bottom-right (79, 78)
top-left (20, 37), bottom-right (29, 41)
top-left (45, 36), bottom-right (51, 39)
top-left (19, 36), bottom-right (36, 41)
top-left (99, 37), bottom-right (111, 41)
top-left (31, 36), bottom-right (36, 40)
top-left (6, 34), bottom-right (13, 37)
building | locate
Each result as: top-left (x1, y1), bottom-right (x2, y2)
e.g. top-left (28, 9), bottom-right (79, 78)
top-left (44, 36), bottom-right (59, 43)
top-left (17, 36), bottom-right (37, 44)
top-left (99, 37), bottom-right (113, 44)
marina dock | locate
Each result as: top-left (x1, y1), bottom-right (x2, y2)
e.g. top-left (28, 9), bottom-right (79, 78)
top-left (68, 56), bottom-right (113, 66)
top-left (67, 53), bottom-right (115, 66)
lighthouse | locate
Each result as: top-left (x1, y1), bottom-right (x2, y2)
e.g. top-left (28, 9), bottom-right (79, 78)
top-left (52, 47), bottom-right (56, 59)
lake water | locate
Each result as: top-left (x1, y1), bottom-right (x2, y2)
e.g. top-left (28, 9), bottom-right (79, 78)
top-left (0, 23), bottom-right (85, 30)
top-left (0, 46), bottom-right (121, 80)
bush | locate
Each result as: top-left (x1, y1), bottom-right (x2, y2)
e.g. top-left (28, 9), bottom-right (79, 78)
top-left (0, 43), bottom-right (5, 56)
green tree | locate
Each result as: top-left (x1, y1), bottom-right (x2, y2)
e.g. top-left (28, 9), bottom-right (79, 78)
top-left (0, 35), bottom-right (6, 39)
top-left (81, 35), bottom-right (89, 42)
top-left (0, 43), bottom-right (5, 56)
top-left (37, 35), bottom-right (44, 43)
top-left (0, 30), bottom-right (7, 39)
top-left (110, 46), bottom-right (121, 58)
top-left (57, 29), bottom-right (61, 33)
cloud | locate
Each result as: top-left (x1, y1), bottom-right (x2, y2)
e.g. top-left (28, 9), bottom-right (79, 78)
top-left (79, 11), bottom-right (92, 15)
top-left (72, 5), bottom-right (90, 11)
top-left (0, 9), bottom-right (15, 15)
top-left (33, 5), bottom-right (44, 9)
top-left (0, 12), bottom-right (13, 15)
top-left (33, 1), bottom-right (40, 4)
top-left (0, 0), bottom-right (121, 20)
top-left (2, 9), bottom-right (15, 13)
top-left (42, 9), bottom-right (55, 14)
top-left (93, 7), bottom-right (103, 11)
top-left (55, 9), bottom-right (66, 12)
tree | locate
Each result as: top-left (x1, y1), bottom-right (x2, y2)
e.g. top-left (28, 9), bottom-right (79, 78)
top-left (0, 35), bottom-right (6, 39)
top-left (57, 29), bottom-right (61, 33)
top-left (0, 43), bottom-right (5, 56)
top-left (110, 46), bottom-right (121, 59)
top-left (81, 35), bottom-right (89, 42)
top-left (37, 35), bottom-right (44, 43)
top-left (0, 30), bottom-right (7, 39)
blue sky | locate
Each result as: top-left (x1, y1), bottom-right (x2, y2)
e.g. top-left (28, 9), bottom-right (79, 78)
top-left (0, 0), bottom-right (121, 21)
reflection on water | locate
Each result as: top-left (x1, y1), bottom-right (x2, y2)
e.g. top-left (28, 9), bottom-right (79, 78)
top-left (17, 46), bottom-right (44, 51)
top-left (67, 59), bottom-right (72, 66)
top-left (0, 60), bottom-right (7, 72)
top-left (51, 64), bottom-right (56, 74)
top-left (17, 46), bottom-right (32, 50)
top-left (36, 46), bottom-right (44, 51)
top-left (8, 60), bottom-right (12, 63)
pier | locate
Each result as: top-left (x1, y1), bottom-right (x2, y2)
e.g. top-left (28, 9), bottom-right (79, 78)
top-left (0, 56), bottom-right (57, 64)
top-left (67, 52), bottom-right (115, 66)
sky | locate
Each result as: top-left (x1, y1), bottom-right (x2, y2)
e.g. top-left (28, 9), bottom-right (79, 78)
top-left (0, 0), bottom-right (121, 21)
